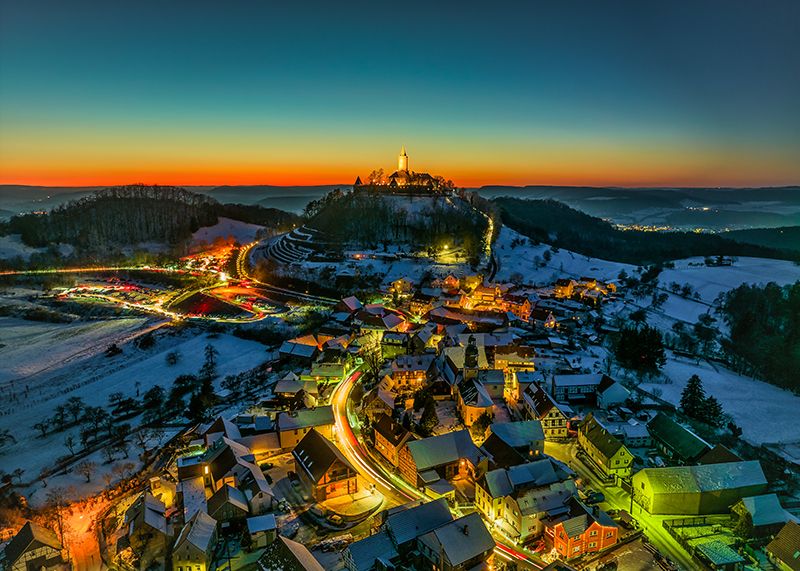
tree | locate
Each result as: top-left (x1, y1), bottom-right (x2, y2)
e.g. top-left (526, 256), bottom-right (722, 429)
top-left (75, 460), bottom-right (97, 483)
top-left (166, 351), bottom-right (180, 366)
top-left (199, 344), bottom-right (219, 382)
top-left (629, 308), bottom-right (647, 325)
top-left (694, 313), bottom-right (718, 354)
top-left (108, 392), bottom-right (124, 408)
top-left (614, 325), bottom-right (666, 373)
top-left (418, 398), bottom-right (439, 436)
top-left (680, 375), bottom-right (707, 420)
top-left (471, 412), bottom-right (493, 438)
top-left (704, 395), bottom-right (725, 427)
top-left (734, 510), bottom-right (754, 540)
top-left (33, 420), bottom-right (50, 438)
top-left (141, 385), bottom-right (165, 411)
top-left (66, 397), bottom-right (85, 423)
top-left (114, 441), bottom-right (130, 459)
top-left (0, 428), bottom-right (17, 447)
top-left (64, 435), bottom-right (76, 455)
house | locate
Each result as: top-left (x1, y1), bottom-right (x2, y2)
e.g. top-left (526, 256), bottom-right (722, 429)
top-left (336, 296), bottom-right (363, 315)
top-left (531, 307), bottom-right (558, 329)
top-left (632, 461), bottom-right (768, 515)
top-left (731, 494), bottom-right (792, 538)
top-left (577, 414), bottom-right (633, 480)
top-left (698, 444), bottom-right (743, 465)
top-left (494, 345), bottom-right (536, 374)
top-left (522, 384), bottom-right (572, 441)
top-left (292, 428), bottom-right (358, 502)
top-left (647, 412), bottom-right (710, 465)
top-left (276, 406), bottom-right (335, 449)
top-left (475, 369), bottom-right (506, 399)
top-left (122, 492), bottom-right (169, 562)
top-left (361, 387), bottom-right (397, 422)
top-left (417, 512), bottom-right (496, 571)
top-left (207, 484), bottom-right (249, 523)
top-left (508, 370), bottom-right (545, 404)
top-left (390, 354), bottom-right (436, 392)
top-left (386, 499), bottom-right (454, 553)
top-left (172, 511), bottom-right (218, 571)
top-left (608, 420), bottom-right (651, 449)
top-left (373, 413), bottom-right (415, 467)
top-left (274, 374), bottom-right (318, 408)
top-left (456, 377), bottom-right (493, 427)
top-left (476, 458), bottom-right (576, 542)
top-left (554, 279), bottom-right (576, 298)
top-left (0, 521), bottom-right (68, 571)
top-left (279, 336), bottom-right (320, 363)
top-left (551, 373), bottom-right (609, 403)
top-left (596, 376), bottom-right (630, 409)
top-left (345, 499), bottom-right (494, 571)
top-left (483, 421), bottom-right (545, 467)
top-left (409, 291), bottom-right (437, 316)
top-left (381, 332), bottom-right (410, 359)
top-left (766, 521), bottom-right (800, 571)
top-left (246, 514), bottom-right (277, 549)
top-left (552, 499), bottom-right (618, 559)
top-left (399, 430), bottom-right (487, 487)
top-left (343, 530), bottom-right (399, 571)
top-left (258, 535), bottom-right (325, 571)
top-left (501, 294), bottom-right (532, 321)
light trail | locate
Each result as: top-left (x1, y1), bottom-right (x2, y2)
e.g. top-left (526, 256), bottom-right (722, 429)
top-left (330, 369), bottom-right (545, 569)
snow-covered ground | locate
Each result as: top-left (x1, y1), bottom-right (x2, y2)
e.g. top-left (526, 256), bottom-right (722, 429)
top-left (192, 217), bottom-right (264, 247)
top-left (0, 233), bottom-right (74, 260)
top-left (658, 257), bottom-right (800, 304)
top-left (0, 317), bottom-right (268, 502)
top-left (493, 228), bottom-right (634, 284)
top-left (639, 354), bottom-right (800, 447)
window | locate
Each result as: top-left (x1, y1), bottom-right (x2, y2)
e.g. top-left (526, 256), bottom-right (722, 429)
top-left (573, 546), bottom-right (580, 553)
top-left (590, 530), bottom-right (597, 536)
top-left (606, 531), bottom-right (614, 538)
top-left (589, 542), bottom-right (597, 548)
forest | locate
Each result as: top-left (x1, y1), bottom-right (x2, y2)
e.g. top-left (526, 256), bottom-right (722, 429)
top-left (494, 198), bottom-right (797, 265)
top-left (718, 281), bottom-right (800, 393)
top-left (2, 185), bottom-right (298, 251)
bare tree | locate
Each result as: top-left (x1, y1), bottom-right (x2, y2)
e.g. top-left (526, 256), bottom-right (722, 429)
top-left (33, 420), bottom-right (50, 438)
top-left (75, 460), bottom-right (97, 483)
top-left (63, 435), bottom-right (76, 455)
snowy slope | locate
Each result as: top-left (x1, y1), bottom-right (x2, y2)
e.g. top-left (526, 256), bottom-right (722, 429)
top-left (493, 227), bottom-right (634, 284)
top-left (192, 217), bottom-right (264, 246)
top-left (640, 354), bottom-right (800, 446)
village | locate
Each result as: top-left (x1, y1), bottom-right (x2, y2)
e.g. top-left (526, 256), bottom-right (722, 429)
top-left (3, 256), bottom-right (798, 571)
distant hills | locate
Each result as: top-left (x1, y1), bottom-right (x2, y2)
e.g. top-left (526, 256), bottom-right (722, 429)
top-left (494, 197), bottom-right (798, 265)
top-left (479, 185), bottom-right (800, 230)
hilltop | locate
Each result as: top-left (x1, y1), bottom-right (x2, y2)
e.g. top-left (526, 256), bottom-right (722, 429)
top-left (0, 184), bottom-right (300, 254)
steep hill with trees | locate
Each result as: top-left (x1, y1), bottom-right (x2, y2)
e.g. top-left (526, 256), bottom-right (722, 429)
top-left (494, 197), bottom-right (796, 265)
top-left (306, 189), bottom-right (495, 265)
top-left (2, 185), bottom-right (299, 250)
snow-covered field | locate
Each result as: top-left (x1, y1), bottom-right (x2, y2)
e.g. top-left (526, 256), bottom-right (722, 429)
top-left (658, 257), bottom-right (800, 304)
top-left (192, 217), bottom-right (264, 247)
top-left (640, 354), bottom-right (800, 447)
top-left (0, 316), bottom-right (268, 502)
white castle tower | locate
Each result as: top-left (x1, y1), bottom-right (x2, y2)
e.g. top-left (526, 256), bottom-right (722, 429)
top-left (398, 146), bottom-right (409, 172)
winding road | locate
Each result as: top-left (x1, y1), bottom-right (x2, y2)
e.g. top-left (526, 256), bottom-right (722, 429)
top-left (329, 370), bottom-right (545, 570)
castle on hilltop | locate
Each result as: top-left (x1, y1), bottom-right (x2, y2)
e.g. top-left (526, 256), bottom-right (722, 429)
top-left (353, 147), bottom-right (453, 194)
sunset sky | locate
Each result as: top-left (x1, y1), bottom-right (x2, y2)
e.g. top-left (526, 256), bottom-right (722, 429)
top-left (1, 0), bottom-right (798, 188)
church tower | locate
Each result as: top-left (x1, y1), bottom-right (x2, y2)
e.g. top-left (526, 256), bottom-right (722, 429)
top-left (398, 146), bottom-right (409, 172)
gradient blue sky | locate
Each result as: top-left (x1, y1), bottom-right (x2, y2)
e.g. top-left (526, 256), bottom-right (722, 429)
top-left (1, 0), bottom-right (798, 186)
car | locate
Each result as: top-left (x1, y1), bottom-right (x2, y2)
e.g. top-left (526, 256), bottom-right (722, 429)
top-left (259, 462), bottom-right (274, 471)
